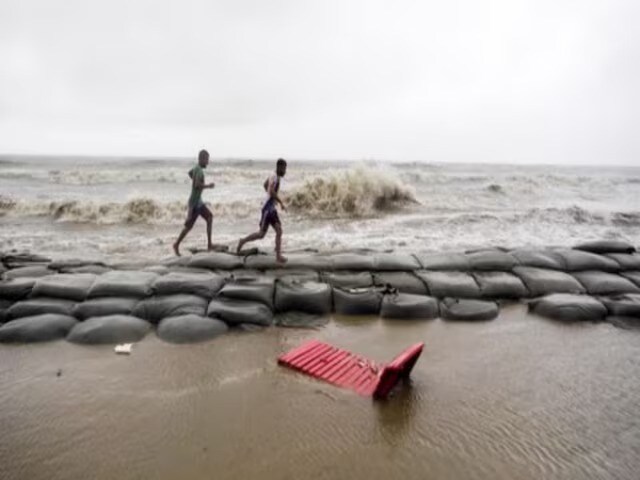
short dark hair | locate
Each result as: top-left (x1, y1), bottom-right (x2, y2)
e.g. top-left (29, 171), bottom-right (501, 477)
top-left (276, 158), bottom-right (287, 168)
top-left (198, 149), bottom-right (209, 162)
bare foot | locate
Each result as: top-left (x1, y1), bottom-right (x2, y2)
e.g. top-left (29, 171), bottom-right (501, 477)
top-left (173, 242), bottom-right (181, 257)
top-left (236, 240), bottom-right (244, 254)
top-left (207, 244), bottom-right (215, 251)
top-left (276, 255), bottom-right (288, 264)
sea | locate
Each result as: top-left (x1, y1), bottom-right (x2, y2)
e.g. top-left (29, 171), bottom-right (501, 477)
top-left (1, 155), bottom-right (639, 261)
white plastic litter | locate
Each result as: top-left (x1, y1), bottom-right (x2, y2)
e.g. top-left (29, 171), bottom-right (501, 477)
top-left (114, 343), bottom-right (133, 354)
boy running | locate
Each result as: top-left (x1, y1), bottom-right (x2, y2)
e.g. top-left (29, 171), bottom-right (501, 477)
top-left (237, 158), bottom-right (288, 262)
top-left (173, 149), bottom-right (215, 256)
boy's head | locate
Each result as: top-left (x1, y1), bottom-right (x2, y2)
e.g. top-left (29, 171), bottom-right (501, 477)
top-left (276, 158), bottom-right (287, 177)
top-left (198, 149), bottom-right (210, 168)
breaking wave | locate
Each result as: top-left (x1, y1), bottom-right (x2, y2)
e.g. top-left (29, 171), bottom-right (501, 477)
top-left (286, 166), bottom-right (418, 217)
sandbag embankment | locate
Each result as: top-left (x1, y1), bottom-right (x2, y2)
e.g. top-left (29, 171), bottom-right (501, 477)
top-left (528, 294), bottom-right (607, 322)
top-left (207, 298), bottom-right (273, 326)
top-left (0, 314), bottom-right (77, 343)
top-left (133, 294), bottom-right (209, 324)
top-left (87, 271), bottom-right (159, 298)
top-left (152, 271), bottom-right (224, 299)
top-left (274, 280), bottom-right (332, 315)
top-left (372, 272), bottom-right (428, 295)
top-left (416, 271), bottom-right (481, 298)
top-left (333, 287), bottom-right (383, 316)
top-left (73, 297), bottom-right (140, 320)
top-left (380, 293), bottom-right (439, 319)
top-left (217, 276), bottom-right (275, 308)
top-left (157, 314), bottom-right (228, 343)
top-left (67, 315), bottom-right (151, 345)
top-left (440, 298), bottom-right (499, 321)
top-left (31, 273), bottom-right (97, 301)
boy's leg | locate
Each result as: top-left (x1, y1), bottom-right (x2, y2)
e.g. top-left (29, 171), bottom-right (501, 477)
top-left (173, 205), bottom-right (198, 256)
top-left (237, 228), bottom-right (267, 252)
top-left (201, 206), bottom-right (214, 249)
top-left (274, 222), bottom-right (286, 263)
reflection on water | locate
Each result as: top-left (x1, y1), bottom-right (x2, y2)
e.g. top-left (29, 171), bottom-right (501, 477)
top-left (1, 305), bottom-right (639, 480)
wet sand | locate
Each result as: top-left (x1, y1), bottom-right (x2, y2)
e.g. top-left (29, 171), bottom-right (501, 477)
top-left (1, 305), bottom-right (639, 480)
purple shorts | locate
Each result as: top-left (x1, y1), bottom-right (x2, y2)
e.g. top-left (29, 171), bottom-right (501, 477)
top-left (260, 207), bottom-right (280, 231)
top-left (185, 202), bottom-right (212, 228)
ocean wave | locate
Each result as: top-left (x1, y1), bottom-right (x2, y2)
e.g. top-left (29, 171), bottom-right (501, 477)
top-left (286, 166), bottom-right (418, 217)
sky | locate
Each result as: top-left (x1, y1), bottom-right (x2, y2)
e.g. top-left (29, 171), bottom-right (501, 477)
top-left (0, 0), bottom-right (638, 165)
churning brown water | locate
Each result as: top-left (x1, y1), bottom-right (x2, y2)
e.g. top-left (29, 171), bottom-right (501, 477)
top-left (1, 305), bottom-right (639, 480)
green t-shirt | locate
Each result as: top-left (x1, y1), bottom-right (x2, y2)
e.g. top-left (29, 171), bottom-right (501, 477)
top-left (188, 165), bottom-right (205, 207)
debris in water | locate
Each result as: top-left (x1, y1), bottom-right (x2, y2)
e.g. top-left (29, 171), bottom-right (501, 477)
top-left (115, 343), bottom-right (133, 355)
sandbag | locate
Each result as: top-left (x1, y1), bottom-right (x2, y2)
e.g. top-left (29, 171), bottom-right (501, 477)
top-left (157, 314), bottom-right (228, 343)
top-left (88, 271), bottom-right (159, 298)
top-left (133, 294), bottom-right (208, 324)
top-left (621, 271), bottom-right (640, 287)
top-left (73, 297), bottom-right (140, 320)
top-left (0, 278), bottom-right (37, 300)
top-left (67, 315), bottom-right (151, 345)
top-left (572, 271), bottom-right (640, 296)
top-left (509, 249), bottom-right (564, 270)
top-left (549, 249), bottom-right (620, 272)
top-left (274, 312), bottom-right (329, 328)
top-left (3, 265), bottom-right (53, 280)
top-left (466, 251), bottom-right (518, 271)
top-left (416, 271), bottom-right (480, 298)
top-left (48, 259), bottom-right (107, 271)
top-left (7, 297), bottom-right (76, 320)
top-left (262, 269), bottom-right (320, 282)
top-left (574, 240), bottom-right (635, 254)
top-left (529, 294), bottom-right (607, 322)
top-left (372, 272), bottom-right (428, 295)
top-left (31, 273), bottom-right (96, 301)
top-left (601, 294), bottom-right (640, 317)
top-left (218, 277), bottom-right (275, 308)
top-left (416, 252), bottom-right (470, 271)
top-left (513, 267), bottom-right (586, 297)
top-left (0, 299), bottom-right (13, 323)
top-left (0, 314), bottom-right (77, 343)
top-left (61, 265), bottom-right (112, 275)
top-left (144, 265), bottom-right (170, 275)
top-left (2, 253), bottom-right (51, 269)
top-left (245, 253), bottom-right (333, 271)
top-left (321, 271), bottom-right (373, 289)
top-left (440, 298), bottom-right (499, 321)
top-left (188, 252), bottom-right (243, 270)
top-left (152, 271), bottom-right (224, 299)
top-left (472, 272), bottom-right (528, 299)
top-left (333, 287), bottom-right (382, 315)
top-left (274, 280), bottom-right (332, 315)
top-left (606, 254), bottom-right (640, 271)
top-left (380, 293), bottom-right (439, 319)
top-left (327, 253), bottom-right (375, 271)
top-left (372, 253), bottom-right (421, 271)
top-left (606, 316), bottom-right (640, 330)
top-left (207, 298), bottom-right (273, 326)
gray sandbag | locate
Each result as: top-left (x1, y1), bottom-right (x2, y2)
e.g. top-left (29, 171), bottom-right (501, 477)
top-left (621, 271), bottom-right (640, 287)
top-left (7, 297), bottom-right (76, 320)
top-left (0, 278), bottom-right (37, 300)
top-left (416, 252), bottom-right (470, 271)
top-left (0, 299), bottom-right (13, 323)
top-left (3, 265), bottom-right (53, 280)
top-left (157, 314), bottom-right (228, 343)
top-left (133, 294), bottom-right (208, 324)
top-left (601, 294), bottom-right (640, 317)
top-left (73, 297), bottom-right (139, 320)
top-left (574, 240), bottom-right (635, 254)
top-left (606, 254), bottom-right (640, 270)
top-left (372, 253), bottom-right (421, 271)
top-left (2, 253), bottom-right (51, 269)
top-left (144, 265), bottom-right (170, 275)
top-left (380, 293), bottom-right (439, 319)
top-left (67, 315), bottom-right (151, 345)
top-left (328, 253), bottom-right (375, 271)
top-left (274, 280), bottom-right (332, 315)
top-left (88, 270), bottom-right (159, 298)
top-left (188, 252), bottom-right (243, 270)
top-left (572, 271), bottom-right (640, 296)
top-left (472, 272), bottom-right (528, 299)
top-left (549, 249), bottom-right (620, 272)
top-left (529, 294), bottom-right (607, 322)
top-left (333, 287), bottom-right (383, 315)
top-left (372, 271), bottom-right (428, 295)
top-left (606, 316), bottom-right (640, 330)
top-left (416, 271), bottom-right (480, 298)
top-left (152, 271), bottom-right (224, 299)
top-left (244, 253), bottom-right (333, 271)
top-left (61, 265), bottom-right (112, 275)
top-left (466, 251), bottom-right (518, 271)
top-left (0, 262), bottom-right (6, 276)
top-left (207, 298), bottom-right (273, 326)
top-left (513, 267), bottom-right (586, 297)
top-left (0, 314), bottom-right (77, 343)
top-left (31, 273), bottom-right (96, 301)
top-left (218, 277), bottom-right (275, 308)
top-left (48, 259), bottom-right (107, 271)
top-left (263, 269), bottom-right (320, 282)
top-left (509, 249), bottom-right (564, 270)
top-left (321, 271), bottom-right (373, 289)
top-left (440, 298), bottom-right (499, 321)
top-left (274, 311), bottom-right (329, 328)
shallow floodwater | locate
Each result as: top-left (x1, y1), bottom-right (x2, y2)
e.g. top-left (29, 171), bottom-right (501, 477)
top-left (1, 306), bottom-right (639, 480)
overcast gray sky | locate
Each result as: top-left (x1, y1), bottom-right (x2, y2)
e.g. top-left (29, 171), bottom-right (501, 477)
top-left (0, 0), bottom-right (638, 164)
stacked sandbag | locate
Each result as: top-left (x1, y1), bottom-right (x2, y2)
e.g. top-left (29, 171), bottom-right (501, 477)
top-left (2, 265), bottom-right (53, 281)
top-left (157, 314), bottom-right (228, 343)
top-left (275, 279), bottom-right (332, 315)
top-left (0, 314), bottom-right (77, 343)
top-left (606, 254), bottom-right (640, 271)
top-left (416, 271), bottom-right (481, 298)
top-left (621, 272), bottom-right (640, 288)
top-left (6, 297), bottom-right (77, 320)
top-left (528, 294), bottom-right (607, 322)
top-left (465, 250), bottom-right (519, 271)
top-left (207, 297), bottom-right (273, 326)
top-left (262, 269), bottom-right (320, 282)
top-left (88, 271), bottom-right (159, 298)
top-left (601, 293), bottom-right (640, 329)
top-left (549, 249), bottom-right (620, 272)
top-left (333, 287), bottom-right (383, 315)
top-left (133, 294), bottom-right (208, 324)
top-left (73, 297), bottom-right (140, 320)
top-left (322, 271), bottom-right (373, 289)
top-left (372, 272), bottom-right (428, 295)
top-left (217, 276), bottom-right (275, 308)
top-left (572, 271), bottom-right (640, 295)
top-left (472, 272), bottom-right (528, 299)
top-left (2, 252), bottom-right (51, 269)
top-left (416, 252), bottom-right (470, 271)
top-left (67, 315), bottom-right (151, 344)
top-left (380, 293), bottom-right (439, 320)
top-left (509, 249), bottom-right (564, 270)
top-left (188, 252), bottom-right (243, 271)
top-left (31, 273), bottom-right (96, 301)
top-left (573, 240), bottom-right (635, 255)
top-left (372, 253), bottom-right (421, 271)
top-left (152, 271), bottom-right (224, 299)
top-left (328, 253), bottom-right (375, 271)
top-left (245, 253), bottom-right (333, 271)
top-left (0, 277), bottom-right (38, 301)
top-left (440, 298), bottom-right (499, 321)
top-left (513, 267), bottom-right (585, 297)
top-left (0, 299), bottom-right (14, 323)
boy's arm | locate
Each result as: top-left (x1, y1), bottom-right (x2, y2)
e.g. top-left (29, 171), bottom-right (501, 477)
top-left (193, 171), bottom-right (214, 190)
top-left (268, 178), bottom-right (286, 210)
